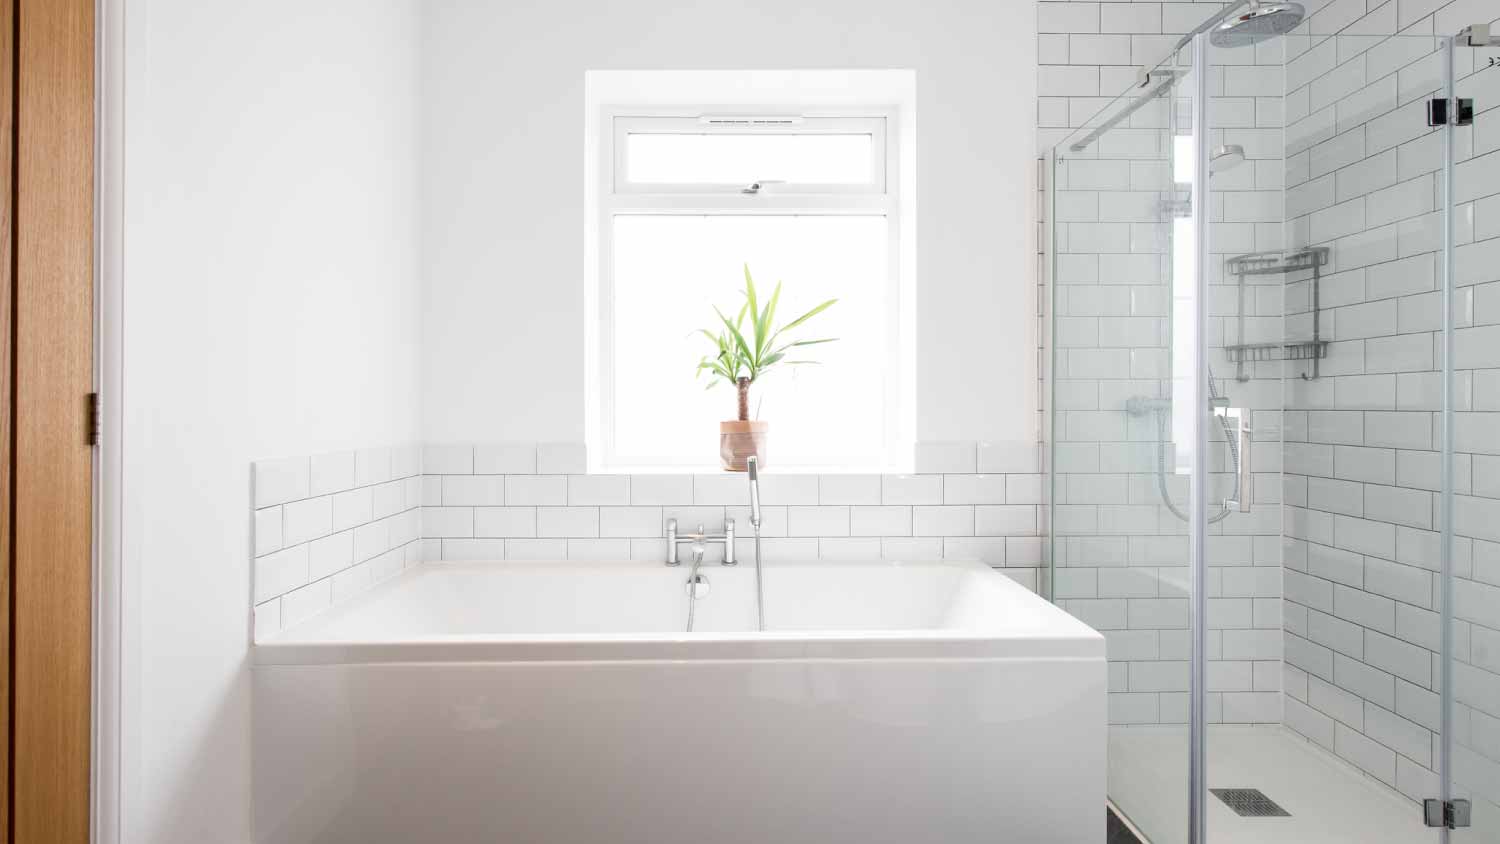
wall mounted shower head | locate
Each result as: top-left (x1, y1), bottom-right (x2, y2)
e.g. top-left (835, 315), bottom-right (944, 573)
top-left (1210, 144), bottom-right (1246, 174)
top-left (1210, 1), bottom-right (1305, 47)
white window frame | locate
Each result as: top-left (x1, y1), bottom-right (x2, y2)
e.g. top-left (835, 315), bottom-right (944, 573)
top-left (591, 105), bottom-right (910, 473)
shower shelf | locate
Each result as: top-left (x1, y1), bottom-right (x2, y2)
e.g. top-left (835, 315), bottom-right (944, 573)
top-left (1226, 246), bottom-right (1332, 381)
top-left (1223, 339), bottom-right (1329, 363)
top-left (1225, 247), bottom-right (1328, 275)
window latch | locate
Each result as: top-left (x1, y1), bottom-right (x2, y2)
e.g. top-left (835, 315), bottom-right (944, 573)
top-left (741, 179), bottom-right (785, 195)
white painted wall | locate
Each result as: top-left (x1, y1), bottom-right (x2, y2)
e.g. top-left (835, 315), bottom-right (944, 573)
top-left (420, 0), bottom-right (1039, 446)
top-left (118, 2), bottom-right (422, 841)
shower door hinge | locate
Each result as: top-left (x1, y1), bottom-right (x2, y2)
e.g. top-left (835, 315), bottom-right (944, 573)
top-left (1424, 798), bottom-right (1471, 829)
top-left (86, 392), bottom-right (100, 447)
top-left (1427, 97), bottom-right (1474, 126)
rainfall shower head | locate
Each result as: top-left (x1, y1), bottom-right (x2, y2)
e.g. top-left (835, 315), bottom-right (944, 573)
top-left (1210, 144), bottom-right (1246, 174)
top-left (1210, 1), bottom-right (1304, 47)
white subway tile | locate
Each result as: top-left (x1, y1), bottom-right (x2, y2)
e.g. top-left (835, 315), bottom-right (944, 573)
top-left (474, 507), bottom-right (536, 538)
top-left (1099, 3), bottom-right (1158, 33)
top-left (882, 475), bottom-right (943, 505)
top-left (914, 505), bottom-right (974, 537)
top-left (354, 519), bottom-right (392, 560)
top-left (787, 506), bottom-right (850, 537)
top-left (505, 475), bottom-right (568, 506)
top-left (818, 474), bottom-right (881, 505)
top-left (332, 487), bottom-right (374, 532)
top-left (282, 495), bottom-right (333, 546)
top-left (630, 474), bottom-right (694, 505)
top-left (421, 507), bottom-right (473, 539)
top-left (372, 480), bottom-right (407, 519)
top-left (694, 473), bottom-right (751, 505)
top-left (536, 507), bottom-right (600, 538)
top-left (568, 475), bottom-right (630, 505)
top-left (975, 505), bottom-right (1037, 536)
top-left (443, 475), bottom-right (506, 506)
top-left (254, 544), bottom-right (308, 604)
top-left (943, 474), bottom-right (1007, 504)
top-left (254, 507), bottom-right (283, 557)
top-left (388, 509), bottom-right (420, 547)
top-left (307, 530), bottom-right (354, 581)
top-left (598, 507), bottom-right (663, 538)
top-left (1006, 475), bottom-right (1044, 505)
top-left (759, 474), bottom-right (820, 505)
top-left (849, 506), bottom-right (913, 537)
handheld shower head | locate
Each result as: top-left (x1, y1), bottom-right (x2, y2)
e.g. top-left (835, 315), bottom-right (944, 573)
top-left (746, 456), bottom-right (762, 529)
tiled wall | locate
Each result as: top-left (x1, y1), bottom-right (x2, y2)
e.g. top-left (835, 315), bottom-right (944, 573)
top-left (417, 441), bottom-right (1046, 584)
top-left (251, 445), bottom-right (424, 641)
top-left (1041, 0), bottom-right (1289, 728)
top-left (1277, 0), bottom-right (1500, 815)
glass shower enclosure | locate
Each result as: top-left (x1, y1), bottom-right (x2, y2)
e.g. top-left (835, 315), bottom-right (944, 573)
top-left (1046, 18), bottom-right (1500, 844)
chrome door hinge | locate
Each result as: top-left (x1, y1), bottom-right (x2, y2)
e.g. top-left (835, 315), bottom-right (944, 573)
top-left (1427, 98), bottom-right (1474, 126)
top-left (86, 392), bottom-right (100, 446)
top-left (1424, 798), bottom-right (1471, 829)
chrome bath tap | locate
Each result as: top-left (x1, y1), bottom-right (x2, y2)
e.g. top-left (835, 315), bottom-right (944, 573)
top-left (665, 518), bottom-right (735, 566)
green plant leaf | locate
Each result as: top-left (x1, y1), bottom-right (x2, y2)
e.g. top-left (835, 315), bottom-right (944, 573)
top-left (743, 264), bottom-right (762, 360)
top-left (695, 266), bottom-right (838, 401)
top-left (714, 306), bottom-right (754, 374)
top-left (773, 298), bottom-right (838, 338)
top-left (760, 281), bottom-right (782, 363)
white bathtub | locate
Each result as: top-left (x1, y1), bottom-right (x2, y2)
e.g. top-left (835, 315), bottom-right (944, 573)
top-left (254, 559), bottom-right (1105, 844)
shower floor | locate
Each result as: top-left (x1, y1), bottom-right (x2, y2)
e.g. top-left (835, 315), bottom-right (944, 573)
top-left (1109, 725), bottom-right (1431, 844)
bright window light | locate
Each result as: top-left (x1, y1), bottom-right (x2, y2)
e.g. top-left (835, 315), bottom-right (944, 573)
top-left (592, 109), bottom-right (908, 471)
top-left (612, 215), bottom-right (889, 467)
top-left (626, 133), bottom-right (873, 185)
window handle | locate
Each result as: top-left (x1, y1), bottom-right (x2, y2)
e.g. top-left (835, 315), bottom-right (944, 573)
top-left (741, 179), bottom-right (786, 194)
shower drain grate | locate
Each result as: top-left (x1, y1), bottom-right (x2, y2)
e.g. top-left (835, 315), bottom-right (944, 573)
top-left (1212, 788), bottom-right (1290, 817)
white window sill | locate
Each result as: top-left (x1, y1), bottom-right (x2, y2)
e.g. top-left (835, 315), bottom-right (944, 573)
top-left (598, 464), bottom-right (906, 476)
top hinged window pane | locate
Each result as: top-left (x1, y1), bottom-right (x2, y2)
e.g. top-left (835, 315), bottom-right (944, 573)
top-left (614, 115), bottom-right (886, 194)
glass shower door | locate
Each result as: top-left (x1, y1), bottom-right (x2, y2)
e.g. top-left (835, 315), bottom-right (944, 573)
top-left (1047, 44), bottom-right (1194, 844)
top-left (1443, 25), bottom-right (1500, 844)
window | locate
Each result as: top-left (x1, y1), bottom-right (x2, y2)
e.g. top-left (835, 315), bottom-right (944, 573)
top-left (591, 105), bottom-right (912, 472)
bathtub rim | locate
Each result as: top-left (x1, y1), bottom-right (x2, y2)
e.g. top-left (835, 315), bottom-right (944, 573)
top-left (254, 558), bottom-right (1105, 666)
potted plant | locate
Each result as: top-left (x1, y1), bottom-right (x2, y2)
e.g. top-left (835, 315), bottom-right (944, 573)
top-left (696, 265), bottom-right (837, 471)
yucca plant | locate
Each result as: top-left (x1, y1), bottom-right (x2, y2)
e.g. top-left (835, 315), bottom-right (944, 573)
top-left (696, 264), bottom-right (837, 421)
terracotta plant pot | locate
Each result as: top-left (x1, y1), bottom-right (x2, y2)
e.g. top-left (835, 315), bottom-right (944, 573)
top-left (719, 420), bottom-right (769, 472)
